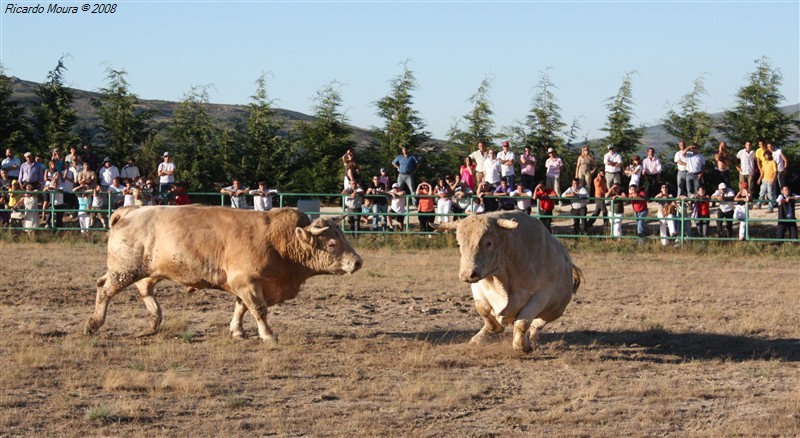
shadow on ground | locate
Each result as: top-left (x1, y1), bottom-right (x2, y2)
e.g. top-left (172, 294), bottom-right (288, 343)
top-left (373, 329), bottom-right (800, 362)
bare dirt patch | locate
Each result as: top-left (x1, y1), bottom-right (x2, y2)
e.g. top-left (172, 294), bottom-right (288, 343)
top-left (1, 241), bottom-right (798, 436)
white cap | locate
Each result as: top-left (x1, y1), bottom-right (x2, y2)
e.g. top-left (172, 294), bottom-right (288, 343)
top-left (391, 183), bottom-right (399, 188)
top-left (718, 183), bottom-right (726, 190)
top-left (547, 147), bottom-right (554, 153)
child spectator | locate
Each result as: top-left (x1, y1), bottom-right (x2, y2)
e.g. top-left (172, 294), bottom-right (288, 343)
top-left (607, 184), bottom-right (625, 239)
top-left (692, 186), bottom-right (711, 237)
top-left (91, 185), bottom-right (108, 228)
top-left (415, 181), bottom-right (436, 232)
top-left (654, 184), bottom-right (678, 246)
top-left (388, 183), bottom-right (407, 231)
top-left (77, 191), bottom-right (91, 232)
top-left (534, 183), bottom-right (556, 233)
top-left (733, 182), bottom-right (752, 241)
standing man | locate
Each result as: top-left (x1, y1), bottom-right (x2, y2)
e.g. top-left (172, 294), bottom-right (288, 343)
top-left (519, 145), bottom-right (536, 191)
top-left (98, 157), bottom-right (119, 191)
top-left (736, 141), bottom-right (756, 192)
top-left (641, 147), bottom-right (662, 199)
top-left (482, 149), bottom-right (501, 187)
top-left (776, 185), bottom-right (799, 240)
top-left (767, 143), bottom-right (789, 194)
top-left (673, 141), bottom-right (688, 197)
top-left (544, 148), bottom-right (564, 196)
top-left (496, 141), bottom-right (516, 187)
top-left (391, 147), bottom-right (419, 206)
top-left (81, 145), bottom-right (102, 175)
top-left (342, 179), bottom-right (364, 233)
top-left (603, 145), bottom-right (623, 188)
top-left (18, 152), bottom-right (43, 190)
top-left (469, 142), bottom-right (488, 186)
top-left (711, 182), bottom-right (736, 238)
top-left (157, 152), bottom-right (176, 196)
top-left (2, 149), bottom-right (21, 180)
top-left (120, 158), bottom-right (141, 184)
top-left (755, 139), bottom-right (769, 179)
top-left (220, 180), bottom-right (249, 209)
top-left (679, 144), bottom-right (705, 196)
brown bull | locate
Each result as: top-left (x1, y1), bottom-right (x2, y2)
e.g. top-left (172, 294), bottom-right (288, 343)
top-left (84, 206), bottom-right (362, 342)
top-left (436, 211), bottom-right (582, 353)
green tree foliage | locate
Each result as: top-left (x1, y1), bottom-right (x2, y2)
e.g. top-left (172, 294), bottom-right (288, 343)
top-left (33, 56), bottom-right (79, 153)
top-left (170, 85), bottom-right (220, 191)
top-left (602, 72), bottom-right (645, 156)
top-left (526, 69), bottom-right (566, 154)
top-left (0, 64), bottom-right (30, 150)
top-left (720, 57), bottom-right (799, 147)
top-left (447, 76), bottom-right (496, 160)
top-left (291, 82), bottom-right (356, 194)
top-left (662, 76), bottom-right (715, 153)
top-left (92, 67), bottom-right (156, 164)
top-left (372, 63), bottom-right (430, 168)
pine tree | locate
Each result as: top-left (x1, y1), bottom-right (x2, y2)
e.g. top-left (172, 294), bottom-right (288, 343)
top-left (447, 76), bottom-right (496, 160)
top-left (662, 76), bottom-right (715, 153)
top-left (526, 69), bottom-right (566, 154)
top-left (92, 67), bottom-right (156, 164)
top-left (719, 57), bottom-right (799, 146)
top-left (170, 85), bottom-right (220, 191)
top-left (602, 72), bottom-right (644, 156)
top-left (372, 63), bottom-right (430, 168)
top-left (33, 56), bottom-right (79, 153)
top-left (0, 64), bottom-right (30, 150)
top-left (291, 82), bottom-right (356, 194)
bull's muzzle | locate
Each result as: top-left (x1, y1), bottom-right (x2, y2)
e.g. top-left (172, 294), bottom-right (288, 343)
top-left (344, 255), bottom-right (363, 274)
top-left (459, 269), bottom-right (482, 283)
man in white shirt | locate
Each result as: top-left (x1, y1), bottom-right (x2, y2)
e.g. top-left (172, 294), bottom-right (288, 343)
top-left (482, 149), bottom-right (501, 187)
top-left (119, 158), bottom-right (141, 184)
top-left (1, 149), bottom-right (21, 180)
top-left (678, 144), bottom-right (705, 196)
top-left (767, 143), bottom-right (789, 191)
top-left (496, 141), bottom-right (516, 187)
top-left (98, 157), bottom-right (120, 190)
top-left (157, 152), bottom-right (177, 196)
top-left (711, 182), bottom-right (735, 238)
top-left (510, 183), bottom-right (533, 215)
top-left (563, 178), bottom-right (589, 234)
top-left (250, 181), bottom-right (278, 211)
top-left (673, 141), bottom-right (688, 197)
top-left (736, 141), bottom-right (756, 191)
top-left (469, 142), bottom-right (488, 186)
top-left (603, 145), bottom-right (623, 188)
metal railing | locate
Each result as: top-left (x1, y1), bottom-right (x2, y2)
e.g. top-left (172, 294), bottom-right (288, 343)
top-left (1, 190), bottom-right (797, 243)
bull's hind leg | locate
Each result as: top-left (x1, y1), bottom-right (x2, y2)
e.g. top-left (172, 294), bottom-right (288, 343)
top-left (231, 276), bottom-right (276, 344)
top-left (134, 277), bottom-right (163, 333)
top-left (229, 297), bottom-right (248, 339)
top-left (527, 318), bottom-right (548, 351)
top-left (84, 271), bottom-right (140, 335)
top-left (469, 297), bottom-right (504, 345)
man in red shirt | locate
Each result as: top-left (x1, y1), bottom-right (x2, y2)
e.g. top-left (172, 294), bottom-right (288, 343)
top-left (534, 183), bottom-right (556, 233)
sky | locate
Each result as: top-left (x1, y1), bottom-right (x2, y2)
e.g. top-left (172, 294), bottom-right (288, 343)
top-left (1, 1), bottom-right (798, 142)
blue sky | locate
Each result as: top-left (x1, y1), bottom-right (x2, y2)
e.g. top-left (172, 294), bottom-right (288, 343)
top-left (1, 1), bottom-right (798, 142)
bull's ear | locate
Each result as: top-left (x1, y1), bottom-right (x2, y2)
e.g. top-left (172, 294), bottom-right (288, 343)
top-left (431, 222), bottom-right (458, 232)
top-left (295, 227), bottom-right (315, 247)
top-left (496, 219), bottom-right (518, 230)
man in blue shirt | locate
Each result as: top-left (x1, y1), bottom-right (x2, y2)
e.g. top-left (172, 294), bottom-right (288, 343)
top-left (391, 147), bottom-right (419, 206)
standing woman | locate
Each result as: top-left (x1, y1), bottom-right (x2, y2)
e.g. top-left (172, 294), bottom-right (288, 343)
top-left (575, 146), bottom-right (596, 196)
top-left (714, 141), bottom-right (731, 188)
top-left (460, 156), bottom-right (476, 192)
top-left (624, 155), bottom-right (642, 190)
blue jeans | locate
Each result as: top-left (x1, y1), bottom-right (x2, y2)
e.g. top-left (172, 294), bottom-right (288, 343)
top-left (759, 181), bottom-right (775, 210)
top-left (677, 171), bottom-right (687, 197)
top-left (686, 173), bottom-right (701, 196)
top-left (397, 174), bottom-right (415, 205)
top-left (635, 210), bottom-right (648, 236)
top-left (372, 204), bottom-right (387, 230)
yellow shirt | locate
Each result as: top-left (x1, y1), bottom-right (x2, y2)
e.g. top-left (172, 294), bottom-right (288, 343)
top-left (756, 148), bottom-right (767, 170)
top-left (762, 160), bottom-right (777, 183)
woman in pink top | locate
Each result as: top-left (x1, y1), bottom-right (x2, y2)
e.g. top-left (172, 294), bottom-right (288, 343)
top-left (460, 156), bottom-right (476, 191)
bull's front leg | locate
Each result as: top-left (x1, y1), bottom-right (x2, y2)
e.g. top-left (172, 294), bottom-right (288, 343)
top-left (231, 276), bottom-right (277, 344)
top-left (512, 294), bottom-right (550, 353)
top-left (470, 296), bottom-right (504, 345)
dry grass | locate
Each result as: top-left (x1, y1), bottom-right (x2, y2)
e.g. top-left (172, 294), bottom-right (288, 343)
top-left (0, 241), bottom-right (798, 436)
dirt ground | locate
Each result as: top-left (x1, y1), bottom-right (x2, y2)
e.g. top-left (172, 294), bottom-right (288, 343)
top-left (1, 241), bottom-right (798, 436)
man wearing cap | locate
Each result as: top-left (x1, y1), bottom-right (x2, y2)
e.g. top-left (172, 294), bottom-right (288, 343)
top-left (2, 149), bottom-right (21, 180)
top-left (497, 141), bottom-right (516, 187)
top-left (603, 145), bottom-right (623, 188)
top-left (19, 152), bottom-right (43, 190)
top-left (378, 167), bottom-right (390, 188)
top-left (98, 157), bottom-right (120, 190)
top-left (544, 148), bottom-right (564, 196)
top-left (157, 152), bottom-right (176, 197)
top-left (469, 142), bottom-right (488, 186)
top-left (120, 158), bottom-right (141, 184)
top-left (711, 182), bottom-right (735, 238)
top-left (387, 182), bottom-right (407, 231)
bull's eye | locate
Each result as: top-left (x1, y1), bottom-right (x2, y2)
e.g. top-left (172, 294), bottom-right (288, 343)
top-left (327, 242), bottom-right (337, 251)
top-left (485, 240), bottom-right (493, 249)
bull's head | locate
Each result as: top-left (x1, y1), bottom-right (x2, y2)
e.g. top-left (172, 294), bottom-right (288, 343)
top-left (452, 216), bottom-right (518, 283)
top-left (295, 217), bottom-right (363, 275)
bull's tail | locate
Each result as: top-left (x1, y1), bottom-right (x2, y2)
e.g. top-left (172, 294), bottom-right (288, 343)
top-left (109, 206), bottom-right (139, 229)
top-left (571, 264), bottom-right (583, 294)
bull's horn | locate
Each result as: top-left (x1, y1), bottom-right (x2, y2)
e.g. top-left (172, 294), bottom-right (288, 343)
top-left (496, 219), bottom-right (518, 229)
top-left (309, 226), bottom-right (329, 236)
top-left (431, 222), bottom-right (458, 231)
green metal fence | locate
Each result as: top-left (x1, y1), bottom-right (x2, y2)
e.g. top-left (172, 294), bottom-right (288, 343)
top-left (1, 190), bottom-right (797, 243)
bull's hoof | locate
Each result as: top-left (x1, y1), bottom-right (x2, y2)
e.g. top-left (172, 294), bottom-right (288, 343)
top-left (260, 334), bottom-right (278, 345)
top-left (469, 328), bottom-right (499, 345)
top-left (84, 319), bottom-right (100, 335)
top-left (512, 333), bottom-right (532, 353)
top-left (230, 330), bottom-right (245, 339)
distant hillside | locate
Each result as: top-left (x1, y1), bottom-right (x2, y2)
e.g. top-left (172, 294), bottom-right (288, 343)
top-left (8, 76), bottom-right (799, 153)
top-left (7, 77), bottom-right (377, 148)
